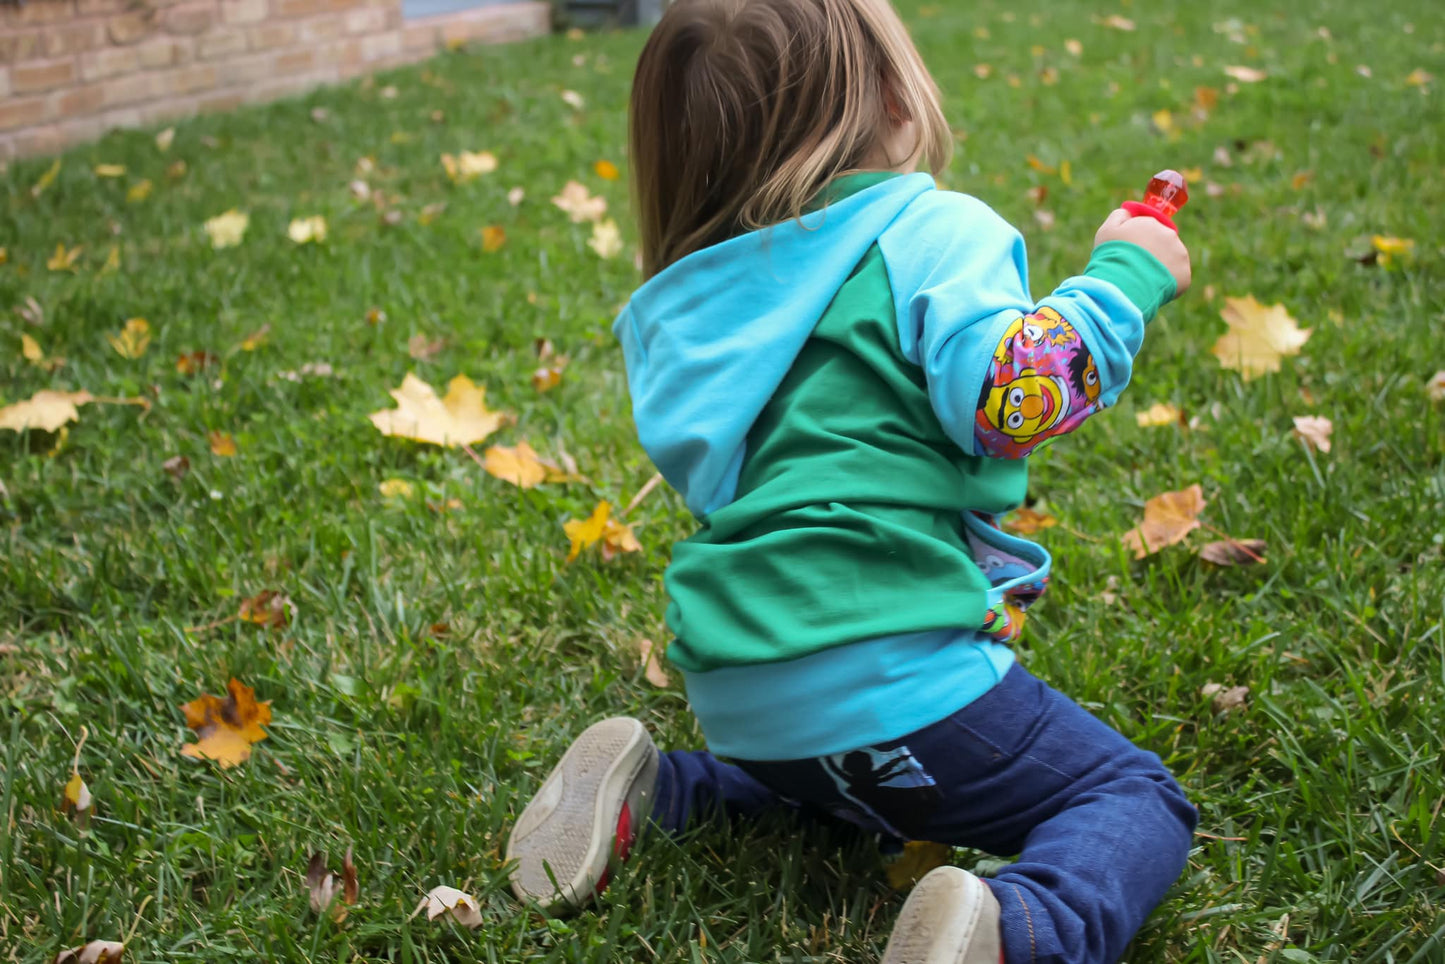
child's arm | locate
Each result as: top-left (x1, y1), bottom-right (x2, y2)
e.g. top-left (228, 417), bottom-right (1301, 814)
top-left (883, 195), bottom-right (1188, 459)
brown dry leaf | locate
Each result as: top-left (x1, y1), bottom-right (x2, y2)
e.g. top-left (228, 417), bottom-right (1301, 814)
top-left (94, 163), bottom-right (125, 178)
top-left (1224, 65), bottom-right (1268, 82)
top-left (1136, 402), bottom-right (1183, 427)
top-left (48, 243), bottom-right (84, 272)
top-left (0, 389), bottom-right (94, 434)
top-left (480, 226), bottom-right (507, 253)
top-left (483, 440), bottom-right (573, 489)
top-left (368, 373), bottom-right (507, 448)
top-left (53, 942), bottom-right (125, 964)
top-left (884, 841), bottom-right (953, 891)
top-left (588, 219), bottom-right (624, 259)
top-left (418, 202), bottom-right (446, 226)
top-left (417, 885), bottom-right (484, 928)
top-left (127, 179), bottom-right (153, 203)
top-left (208, 431), bottom-right (238, 457)
top-left (601, 517), bottom-right (642, 562)
top-left (1121, 484), bottom-right (1206, 559)
top-left (408, 334), bottom-right (446, 361)
top-left (176, 350), bottom-right (219, 375)
top-left (1291, 415), bottom-right (1332, 453)
top-left (1098, 14), bottom-right (1135, 30)
top-left (163, 455), bottom-right (190, 480)
top-left (16, 297), bottom-right (44, 326)
top-left (204, 209), bottom-right (249, 249)
top-left (239, 324), bottom-right (271, 351)
top-left (1025, 154), bottom-right (1057, 174)
top-left (531, 366), bottom-right (564, 392)
top-left (238, 590), bottom-right (293, 628)
top-left (108, 318), bottom-right (151, 359)
top-left (1427, 371), bottom-right (1445, 403)
top-left (973, 63), bottom-right (993, 79)
top-left (1212, 296), bottom-right (1312, 380)
top-left (594, 159), bottom-right (620, 181)
top-left (180, 678), bottom-right (272, 768)
top-left (1198, 539), bottom-right (1267, 566)
top-left (440, 150), bottom-right (497, 183)
top-left (638, 637), bottom-right (670, 687)
top-left (1064, 38), bottom-right (1083, 56)
top-left (1405, 68), bottom-right (1433, 87)
top-left (32, 159), bottom-right (61, 197)
top-left (552, 180), bottom-right (607, 223)
top-left (366, 307), bottom-right (387, 326)
top-left (21, 333), bottom-right (65, 371)
top-left (1202, 682), bottom-right (1249, 713)
top-left (1291, 170), bottom-right (1315, 191)
top-left (307, 848), bottom-right (359, 921)
top-left (1004, 506), bottom-right (1057, 535)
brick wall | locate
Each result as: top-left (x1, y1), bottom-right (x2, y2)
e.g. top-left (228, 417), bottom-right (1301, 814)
top-left (0, 0), bottom-right (550, 160)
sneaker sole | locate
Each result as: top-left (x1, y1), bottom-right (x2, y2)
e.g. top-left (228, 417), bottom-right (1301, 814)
top-left (505, 717), bottom-right (655, 912)
top-left (881, 865), bottom-right (1001, 964)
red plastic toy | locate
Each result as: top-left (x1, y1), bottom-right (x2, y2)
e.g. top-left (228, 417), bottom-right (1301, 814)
top-left (1121, 169), bottom-right (1188, 233)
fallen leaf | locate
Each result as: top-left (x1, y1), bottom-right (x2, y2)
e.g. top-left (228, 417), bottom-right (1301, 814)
top-left (239, 324), bottom-right (270, 351)
top-left (1121, 484), bottom-right (1206, 559)
top-left (108, 318), bottom-right (151, 358)
top-left (53, 941), bottom-right (125, 964)
top-left (179, 678), bottom-right (272, 768)
top-left (560, 89), bottom-right (585, 110)
top-left (1064, 38), bottom-right (1083, 56)
top-left (238, 590), bottom-right (292, 628)
top-left (1212, 296), bottom-right (1312, 380)
top-left (588, 219), bottom-right (624, 259)
top-left (366, 307), bottom-right (387, 325)
top-left (1193, 86), bottom-right (1219, 115)
top-left (1290, 170), bottom-right (1314, 191)
top-left (1025, 154), bottom-right (1057, 174)
top-left (594, 159), bottom-right (620, 180)
top-left (1427, 371), bottom-right (1445, 402)
top-left (1136, 402), bottom-right (1183, 427)
top-left (1201, 682), bottom-right (1249, 712)
top-left (100, 245), bottom-right (120, 274)
top-left (208, 430), bottom-right (237, 457)
top-left (31, 159), bottom-right (60, 197)
top-left (0, 389), bottom-right (93, 433)
top-left (379, 478), bottom-right (414, 500)
top-left (1033, 209), bottom-right (1056, 231)
top-left (62, 772), bottom-right (93, 817)
top-left (418, 202), bottom-right (446, 225)
top-left (638, 637), bottom-right (670, 687)
top-left (162, 455), bottom-right (190, 480)
top-left (176, 350), bottom-right (219, 375)
top-left (1198, 538), bottom-right (1267, 566)
top-left (1151, 109), bottom-right (1176, 136)
top-left (307, 849), bottom-right (359, 921)
top-left (1291, 415), bottom-right (1332, 453)
top-left (1405, 68), bottom-right (1433, 87)
top-left (565, 501), bottom-right (612, 562)
top-left (166, 160), bottom-right (187, 180)
top-left (127, 179), bottom-right (153, 202)
top-left (407, 333), bottom-right (446, 361)
top-left (480, 225), bottom-right (507, 253)
top-left (1004, 506), bottom-right (1057, 535)
top-left (1224, 65), bottom-right (1268, 82)
top-left (94, 163), bottom-right (125, 178)
top-left (973, 64), bottom-right (993, 79)
top-left (1099, 14), bottom-right (1135, 30)
top-left (417, 885), bottom-right (483, 928)
top-left (601, 516), bottom-right (641, 561)
top-left (507, 186), bottom-right (525, 206)
top-left (287, 216), bottom-right (328, 244)
top-left (484, 440), bottom-right (553, 489)
top-left (21, 333), bottom-right (65, 371)
top-left (552, 180), bottom-right (607, 223)
top-left (369, 373), bottom-right (507, 448)
top-left (1371, 235), bottom-right (1415, 267)
top-left (440, 150), bottom-right (498, 183)
top-left (204, 209), bottom-right (249, 249)
top-left (884, 841), bottom-right (953, 890)
top-left (156, 127), bottom-right (175, 151)
top-left (531, 366), bottom-right (564, 392)
top-left (47, 243), bottom-right (83, 272)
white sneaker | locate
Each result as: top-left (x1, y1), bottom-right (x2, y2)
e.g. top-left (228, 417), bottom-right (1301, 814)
top-left (505, 717), bottom-right (659, 914)
top-left (881, 866), bottom-right (1004, 964)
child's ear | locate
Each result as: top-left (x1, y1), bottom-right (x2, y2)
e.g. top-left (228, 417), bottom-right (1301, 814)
top-left (881, 75), bottom-right (911, 126)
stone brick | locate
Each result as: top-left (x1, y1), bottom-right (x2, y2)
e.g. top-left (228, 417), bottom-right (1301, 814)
top-left (43, 21), bottom-right (107, 58)
top-left (0, 66), bottom-right (7, 99)
top-left (137, 95), bottom-right (198, 125)
top-left (401, 22), bottom-right (437, 52)
top-left (75, 0), bottom-right (126, 17)
top-left (138, 37), bottom-right (193, 69)
top-left (218, 52), bottom-right (272, 86)
top-left (197, 30), bottom-right (247, 60)
top-left (12, 58), bottom-right (77, 94)
top-left (101, 71), bottom-right (160, 108)
top-left (54, 83), bottom-right (106, 118)
top-left (297, 16), bottom-right (341, 43)
top-left (169, 63), bottom-right (218, 93)
top-left (359, 30), bottom-right (399, 60)
top-left (248, 21), bottom-right (298, 49)
top-left (0, 96), bottom-right (49, 132)
top-left (163, 2), bottom-right (214, 36)
top-left (198, 88), bottom-right (246, 112)
top-left (109, 10), bottom-right (158, 45)
top-left (1, 0), bottom-right (76, 26)
top-left (79, 46), bottom-right (138, 81)
top-left (274, 0), bottom-right (326, 17)
top-left (0, 30), bottom-right (45, 64)
top-left (221, 0), bottom-right (267, 23)
top-left (13, 124), bottom-right (67, 156)
top-left (344, 6), bottom-right (385, 33)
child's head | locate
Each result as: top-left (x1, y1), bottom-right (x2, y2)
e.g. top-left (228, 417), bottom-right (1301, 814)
top-left (629, 0), bottom-right (950, 277)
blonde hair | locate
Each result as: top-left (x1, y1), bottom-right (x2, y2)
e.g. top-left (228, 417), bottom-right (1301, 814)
top-left (629, 0), bottom-right (951, 278)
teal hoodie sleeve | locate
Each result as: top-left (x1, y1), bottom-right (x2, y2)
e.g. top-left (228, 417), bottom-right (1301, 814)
top-left (878, 191), bottom-right (1176, 459)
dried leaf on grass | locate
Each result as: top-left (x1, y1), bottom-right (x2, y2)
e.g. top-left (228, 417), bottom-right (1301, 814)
top-left (483, 440), bottom-right (575, 489)
top-left (480, 226), bottom-right (506, 253)
top-left (0, 389), bottom-right (94, 433)
top-left (1198, 539), bottom-right (1267, 566)
top-left (884, 841), bottom-right (953, 890)
top-left (54, 942), bottom-right (125, 964)
top-left (1224, 65), bottom-right (1268, 82)
top-left (564, 501), bottom-right (641, 563)
top-left (176, 350), bottom-right (219, 375)
top-left (1291, 415), bottom-right (1332, 453)
top-left (441, 150), bottom-right (497, 183)
top-left (1202, 682), bottom-right (1250, 713)
top-left (368, 374), bottom-right (507, 448)
top-left (416, 885), bottom-right (483, 928)
top-left (180, 678), bottom-right (272, 768)
top-left (1121, 484), bottom-right (1206, 559)
top-left (1136, 402), bottom-right (1183, 427)
top-left (588, 220), bottom-right (624, 259)
top-left (307, 848), bottom-right (359, 921)
top-left (208, 430), bottom-right (237, 457)
top-left (239, 589), bottom-right (294, 628)
top-left (204, 210), bottom-right (249, 249)
top-left (1427, 371), bottom-right (1445, 403)
top-left (552, 180), bottom-right (607, 223)
top-left (62, 771), bottom-right (93, 829)
top-left (287, 216), bottom-right (328, 245)
top-left (1212, 296), bottom-right (1311, 380)
top-left (21, 334), bottom-right (65, 371)
top-left (1004, 507), bottom-right (1057, 535)
top-left (108, 319), bottom-right (151, 358)
top-left (638, 637), bottom-right (670, 687)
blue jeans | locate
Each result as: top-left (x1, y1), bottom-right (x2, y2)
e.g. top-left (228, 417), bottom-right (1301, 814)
top-left (649, 663), bottom-right (1197, 964)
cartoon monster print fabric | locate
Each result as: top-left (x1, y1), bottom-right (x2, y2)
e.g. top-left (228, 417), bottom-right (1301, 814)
top-left (974, 306), bottom-right (1104, 458)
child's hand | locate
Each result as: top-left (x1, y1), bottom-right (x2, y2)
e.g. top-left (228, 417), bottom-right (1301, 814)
top-left (1094, 209), bottom-right (1191, 297)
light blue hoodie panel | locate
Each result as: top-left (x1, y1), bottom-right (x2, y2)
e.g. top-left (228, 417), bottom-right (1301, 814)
top-left (612, 173), bottom-right (936, 519)
top-left (876, 191), bottom-right (1148, 457)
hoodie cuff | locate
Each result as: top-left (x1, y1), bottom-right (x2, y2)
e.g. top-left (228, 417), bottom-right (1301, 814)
top-left (1084, 240), bottom-right (1177, 324)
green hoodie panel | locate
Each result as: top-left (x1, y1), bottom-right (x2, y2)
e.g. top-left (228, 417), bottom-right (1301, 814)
top-left (665, 244), bottom-right (1028, 672)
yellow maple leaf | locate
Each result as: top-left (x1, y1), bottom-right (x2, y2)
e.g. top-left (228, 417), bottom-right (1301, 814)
top-left (287, 216), bottom-right (328, 244)
top-left (484, 440), bottom-right (573, 489)
top-left (1121, 484), bottom-right (1206, 558)
top-left (208, 430), bottom-right (237, 457)
top-left (126, 179), bottom-right (153, 203)
top-left (108, 318), bottom-right (151, 358)
top-left (47, 243), bottom-right (83, 272)
top-left (601, 517), bottom-right (641, 560)
top-left (180, 678), bottom-right (272, 768)
top-left (551, 180), bottom-right (607, 223)
top-left (480, 225), bottom-right (507, 253)
top-left (1136, 402), bottom-right (1182, 427)
top-left (1371, 235), bottom-right (1414, 267)
top-left (20, 333), bottom-right (65, 371)
top-left (594, 159), bottom-right (620, 181)
top-left (94, 163), bottom-right (126, 178)
top-left (1404, 68), bottom-right (1433, 87)
top-left (1003, 506), bottom-right (1058, 535)
top-left (31, 158), bottom-right (60, 197)
top-left (1211, 296), bottom-right (1311, 380)
top-left (564, 501), bottom-right (611, 562)
top-left (379, 478), bottom-right (415, 500)
top-left (205, 209), bottom-right (249, 249)
top-left (0, 389), bottom-right (93, 433)
top-left (588, 219), bottom-right (623, 259)
top-left (440, 150), bottom-right (497, 183)
top-left (1291, 415), bottom-right (1332, 453)
top-left (368, 373), bottom-right (506, 447)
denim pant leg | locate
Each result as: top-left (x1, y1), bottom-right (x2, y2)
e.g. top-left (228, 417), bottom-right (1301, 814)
top-left (650, 750), bottom-right (782, 835)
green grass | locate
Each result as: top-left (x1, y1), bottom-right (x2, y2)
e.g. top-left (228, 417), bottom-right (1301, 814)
top-left (1, 0), bottom-right (1442, 960)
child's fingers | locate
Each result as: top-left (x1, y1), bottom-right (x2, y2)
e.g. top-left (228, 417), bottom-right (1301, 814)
top-left (1099, 208), bottom-right (1133, 231)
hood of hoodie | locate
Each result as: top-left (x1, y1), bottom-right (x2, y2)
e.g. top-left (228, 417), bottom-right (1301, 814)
top-left (613, 172), bottom-right (935, 518)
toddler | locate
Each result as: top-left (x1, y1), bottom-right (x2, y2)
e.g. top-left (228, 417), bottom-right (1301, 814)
top-left (507, 0), bottom-right (1197, 960)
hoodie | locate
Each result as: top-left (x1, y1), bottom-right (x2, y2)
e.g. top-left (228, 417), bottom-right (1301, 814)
top-left (613, 172), bottom-right (1174, 760)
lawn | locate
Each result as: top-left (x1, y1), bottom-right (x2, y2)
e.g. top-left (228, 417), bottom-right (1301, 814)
top-left (1, 0), bottom-right (1442, 960)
